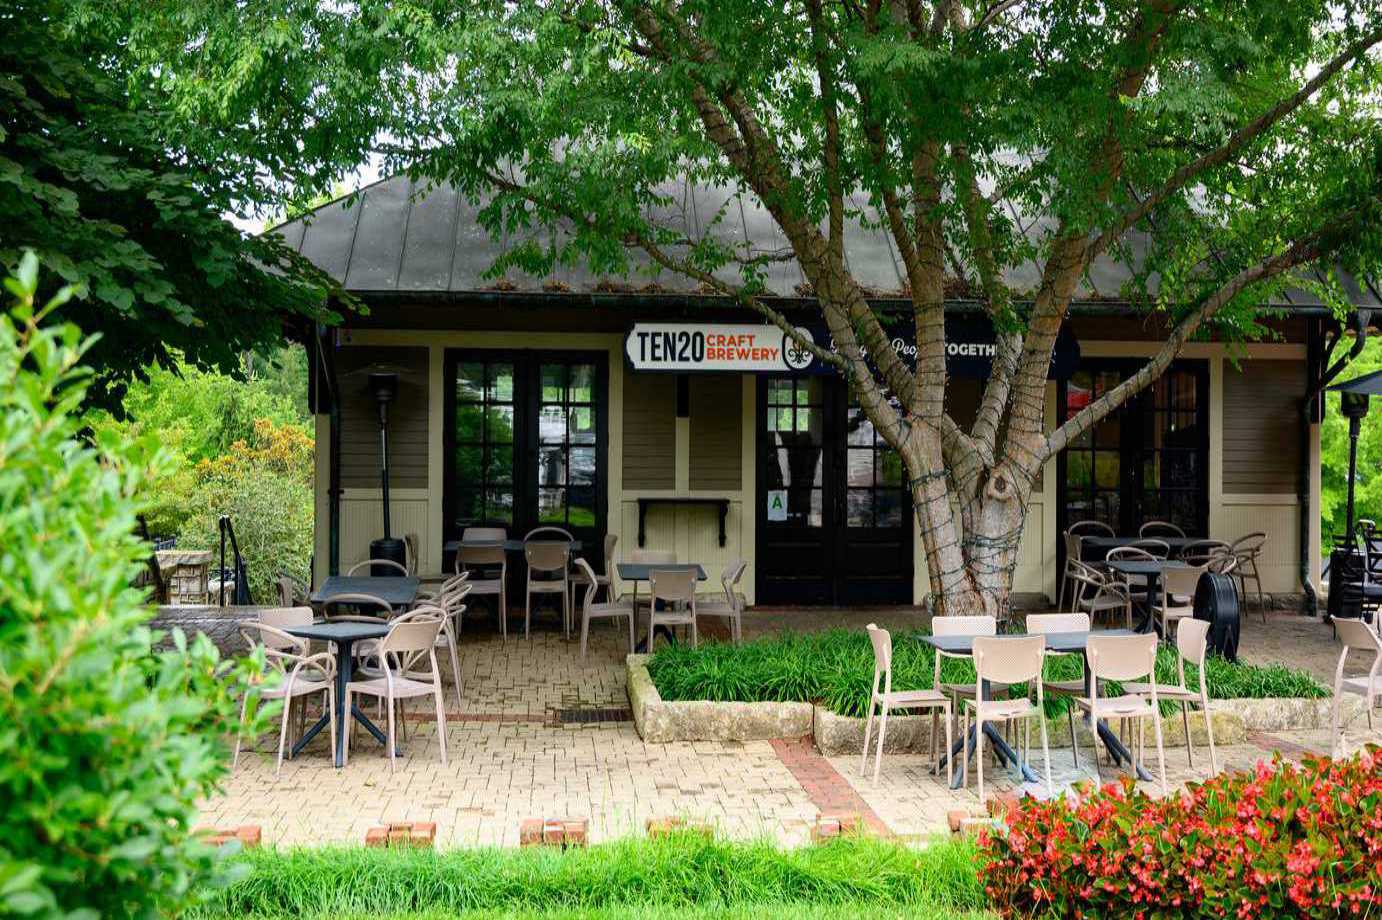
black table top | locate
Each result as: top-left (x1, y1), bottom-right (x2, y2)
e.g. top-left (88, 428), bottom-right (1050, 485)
top-left (286, 621), bottom-right (390, 643)
top-left (444, 539), bottom-right (585, 553)
top-left (616, 563), bottom-right (708, 581)
top-left (1103, 559), bottom-right (1190, 575)
top-left (920, 628), bottom-right (1137, 655)
top-left (310, 576), bottom-right (420, 607)
top-left (1079, 536), bottom-right (1205, 552)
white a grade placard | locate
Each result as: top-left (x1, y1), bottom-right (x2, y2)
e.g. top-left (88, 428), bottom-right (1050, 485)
top-left (766, 489), bottom-right (788, 522)
top-left (625, 323), bottom-right (815, 373)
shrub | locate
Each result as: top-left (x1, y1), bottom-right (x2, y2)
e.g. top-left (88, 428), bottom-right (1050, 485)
top-left (0, 255), bottom-right (264, 917)
top-left (647, 629), bottom-right (1326, 719)
top-left (177, 417), bottom-right (315, 601)
top-left (979, 746), bottom-right (1382, 918)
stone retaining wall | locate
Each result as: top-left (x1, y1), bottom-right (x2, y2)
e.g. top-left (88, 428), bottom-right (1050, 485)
top-left (149, 605), bottom-right (278, 657)
top-left (628, 656), bottom-right (1354, 752)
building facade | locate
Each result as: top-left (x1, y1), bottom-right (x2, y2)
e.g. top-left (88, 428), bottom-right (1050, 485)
top-left (277, 175), bottom-right (1379, 607)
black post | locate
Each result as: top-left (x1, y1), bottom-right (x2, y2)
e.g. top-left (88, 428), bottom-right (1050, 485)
top-left (378, 398), bottom-right (392, 540)
top-left (1346, 414), bottom-right (1361, 538)
top-left (218, 515), bottom-right (227, 607)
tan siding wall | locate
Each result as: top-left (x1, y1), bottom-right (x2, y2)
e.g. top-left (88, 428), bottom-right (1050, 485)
top-left (688, 376), bottom-right (742, 491)
top-left (622, 372), bottom-right (675, 490)
top-left (1223, 360), bottom-right (1301, 494)
top-left (338, 345), bottom-right (430, 489)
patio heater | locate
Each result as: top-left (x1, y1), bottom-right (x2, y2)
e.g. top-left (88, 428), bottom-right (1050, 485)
top-left (1325, 370), bottom-right (1381, 620)
top-left (350, 366), bottom-right (409, 576)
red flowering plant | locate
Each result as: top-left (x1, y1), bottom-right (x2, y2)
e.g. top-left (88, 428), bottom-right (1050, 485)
top-left (979, 745), bottom-right (1381, 918)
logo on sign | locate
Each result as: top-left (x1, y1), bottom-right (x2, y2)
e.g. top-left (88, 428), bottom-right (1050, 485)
top-left (783, 327), bottom-right (815, 370)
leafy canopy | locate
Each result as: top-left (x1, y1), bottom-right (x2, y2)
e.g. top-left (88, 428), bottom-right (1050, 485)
top-left (0, 1), bottom-right (340, 408)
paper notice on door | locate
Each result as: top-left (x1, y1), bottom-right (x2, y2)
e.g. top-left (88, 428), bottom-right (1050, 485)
top-left (766, 490), bottom-right (788, 522)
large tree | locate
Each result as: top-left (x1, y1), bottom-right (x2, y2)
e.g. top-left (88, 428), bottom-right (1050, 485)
top-left (0, 1), bottom-right (339, 408)
top-left (103, 1), bottom-right (1381, 612)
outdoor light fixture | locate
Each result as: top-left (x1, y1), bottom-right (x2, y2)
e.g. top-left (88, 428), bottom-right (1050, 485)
top-left (1329, 372), bottom-right (1381, 540)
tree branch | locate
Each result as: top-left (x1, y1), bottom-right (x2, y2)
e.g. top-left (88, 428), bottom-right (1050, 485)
top-left (1087, 25), bottom-right (1382, 264)
top-left (805, 0), bottom-right (844, 261)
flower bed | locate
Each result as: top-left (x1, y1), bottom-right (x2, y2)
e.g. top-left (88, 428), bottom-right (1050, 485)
top-left (646, 629), bottom-right (1326, 720)
top-left (979, 746), bottom-right (1381, 918)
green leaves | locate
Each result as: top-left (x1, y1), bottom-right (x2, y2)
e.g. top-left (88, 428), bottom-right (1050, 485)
top-left (0, 258), bottom-right (268, 918)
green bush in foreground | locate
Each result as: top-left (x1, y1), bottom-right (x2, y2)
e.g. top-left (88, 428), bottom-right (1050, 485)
top-left (189, 834), bottom-right (986, 919)
top-left (0, 255), bottom-right (265, 918)
top-left (648, 628), bottom-right (1326, 719)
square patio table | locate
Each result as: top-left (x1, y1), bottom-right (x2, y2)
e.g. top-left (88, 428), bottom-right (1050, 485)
top-left (1103, 559), bottom-right (1190, 634)
top-left (309, 575), bottom-right (420, 609)
top-left (1078, 536), bottom-right (1203, 560)
top-left (921, 628), bottom-right (1151, 788)
top-left (284, 620), bottom-right (394, 768)
top-left (616, 563), bottom-right (707, 651)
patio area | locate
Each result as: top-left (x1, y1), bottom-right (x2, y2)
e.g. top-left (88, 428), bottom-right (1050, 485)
top-left (201, 607), bottom-right (1379, 848)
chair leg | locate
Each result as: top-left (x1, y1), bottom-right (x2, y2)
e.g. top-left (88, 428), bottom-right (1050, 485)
top-left (975, 715), bottom-right (986, 804)
top-left (929, 709), bottom-right (938, 771)
top-left (342, 689), bottom-right (353, 766)
top-left (500, 588), bottom-right (507, 640)
top-left (326, 687), bottom-right (337, 766)
top-left (385, 692), bottom-right (397, 775)
top-left (1181, 701), bottom-right (1194, 769)
top-left (1151, 710), bottom-right (1168, 796)
top-left (626, 612), bottom-right (635, 653)
top-left (873, 705), bottom-right (889, 781)
top-left (860, 701), bottom-right (875, 777)
top-left (274, 694), bottom-right (293, 779)
top-left (1066, 704), bottom-right (1079, 770)
top-left (524, 588), bottom-right (532, 641)
top-left (943, 704), bottom-right (954, 786)
top-left (1039, 713), bottom-right (1053, 797)
top-left (434, 687), bottom-right (448, 767)
top-left (1201, 695), bottom-right (1218, 775)
top-left (961, 709), bottom-right (970, 789)
top-left (232, 696), bottom-right (248, 770)
top-left (580, 610), bottom-right (591, 660)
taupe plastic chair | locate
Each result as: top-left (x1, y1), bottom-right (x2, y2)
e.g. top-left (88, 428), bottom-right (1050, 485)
top-left (1139, 520), bottom-right (1186, 539)
top-left (321, 592), bottom-right (394, 663)
top-left (573, 557), bottom-right (635, 659)
top-left (233, 615), bottom-right (336, 778)
top-left (404, 533), bottom-right (419, 575)
top-left (1107, 544), bottom-right (1158, 599)
top-left (343, 613), bottom-right (448, 773)
top-left (1330, 617), bottom-right (1382, 757)
top-left (458, 543), bottom-right (509, 638)
top-left (1123, 618), bottom-right (1218, 775)
top-left (932, 616), bottom-right (1007, 722)
top-left (524, 540), bottom-right (571, 639)
top-left (1153, 565), bottom-right (1206, 640)
top-left (962, 635), bottom-right (1053, 803)
top-left (627, 548), bottom-right (676, 616)
top-left (370, 602), bottom-right (465, 712)
top-left (1059, 531), bottom-right (1085, 612)
top-left (462, 526), bottom-right (508, 543)
top-left (570, 533), bottom-right (618, 611)
top-left (1229, 532), bottom-right (1267, 620)
top-left (1068, 564), bottom-right (1133, 629)
top-left (436, 574), bottom-right (471, 635)
top-left (1069, 520), bottom-right (1115, 537)
top-left (1026, 612), bottom-right (1090, 758)
top-left (525, 525), bottom-right (575, 542)
top-left (861, 623), bottom-right (952, 782)
top-left (696, 560), bottom-right (748, 644)
top-left (647, 568), bottom-right (698, 651)
top-left (1074, 633), bottom-right (1168, 795)
top-left (1181, 540), bottom-right (1231, 567)
top-left (346, 558), bottom-right (409, 577)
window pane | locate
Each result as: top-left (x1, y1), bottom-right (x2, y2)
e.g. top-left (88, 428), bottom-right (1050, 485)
top-left (455, 446), bottom-right (483, 484)
top-left (876, 491), bottom-right (904, 528)
top-left (486, 405), bottom-right (515, 442)
top-left (768, 378), bottom-right (794, 405)
top-left (487, 363), bottom-right (514, 402)
top-left (569, 447), bottom-right (596, 485)
top-left (1095, 453), bottom-right (1120, 489)
top-left (846, 448), bottom-right (872, 487)
top-left (1066, 452), bottom-right (1092, 491)
top-left (538, 487), bottom-right (566, 522)
top-left (457, 363), bottom-right (485, 402)
top-left (455, 405), bottom-right (484, 443)
top-left (846, 489), bottom-right (873, 527)
top-left (569, 407), bottom-right (596, 444)
top-left (568, 493), bottom-right (596, 528)
top-left (485, 488), bottom-right (514, 525)
top-left (878, 451), bottom-right (903, 488)
top-left (541, 365), bottom-right (566, 402)
top-left (846, 408), bottom-right (874, 446)
top-left (794, 407), bottom-right (822, 441)
top-left (538, 447), bottom-right (566, 487)
top-left (775, 447), bottom-right (823, 487)
top-left (454, 489), bottom-right (482, 524)
top-left (539, 405), bottom-right (566, 443)
top-left (570, 365), bottom-right (595, 403)
top-left (486, 446), bottom-right (513, 485)
top-left (795, 378), bottom-right (823, 406)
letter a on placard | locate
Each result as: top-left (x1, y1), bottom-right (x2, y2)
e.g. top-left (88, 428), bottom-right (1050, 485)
top-left (766, 490), bottom-right (788, 522)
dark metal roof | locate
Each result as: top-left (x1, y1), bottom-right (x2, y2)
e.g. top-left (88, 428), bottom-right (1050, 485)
top-left (1329, 369), bottom-right (1382, 395)
top-left (270, 174), bottom-right (1382, 310)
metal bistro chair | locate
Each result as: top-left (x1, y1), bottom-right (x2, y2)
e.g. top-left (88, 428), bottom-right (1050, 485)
top-left (524, 540), bottom-right (571, 639)
top-left (525, 525), bottom-right (575, 543)
top-left (346, 558), bottom-right (410, 577)
top-left (573, 557), bottom-right (635, 659)
top-left (1123, 617), bottom-right (1218, 775)
top-left (1229, 532), bottom-right (1268, 620)
top-left (1074, 633), bottom-right (1169, 795)
top-left (570, 533), bottom-right (618, 612)
top-left (343, 612), bottom-right (449, 773)
top-left (275, 572), bottom-right (310, 607)
top-left (1069, 519), bottom-right (1116, 537)
top-left (1068, 562), bottom-right (1133, 629)
top-left (1330, 617), bottom-right (1382, 757)
top-left (233, 613), bottom-right (336, 778)
top-left (647, 568), bottom-right (698, 651)
top-left (1153, 564), bottom-right (1207, 642)
top-left (1059, 530), bottom-right (1086, 613)
top-left (458, 539), bottom-right (509, 638)
top-left (1139, 520), bottom-right (1186, 540)
top-left (861, 623), bottom-right (952, 782)
top-left (962, 635), bottom-right (1053, 804)
top-left (1107, 544), bottom-right (1159, 601)
top-left (696, 560), bottom-right (749, 644)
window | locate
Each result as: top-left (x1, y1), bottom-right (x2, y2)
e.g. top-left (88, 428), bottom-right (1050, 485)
top-left (454, 360), bottom-right (516, 527)
top-left (764, 377), bottom-right (824, 527)
top-left (845, 401), bottom-right (906, 528)
top-left (537, 362), bottom-right (598, 527)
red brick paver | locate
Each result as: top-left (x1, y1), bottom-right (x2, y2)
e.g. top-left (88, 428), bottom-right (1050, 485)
top-left (769, 735), bottom-right (888, 836)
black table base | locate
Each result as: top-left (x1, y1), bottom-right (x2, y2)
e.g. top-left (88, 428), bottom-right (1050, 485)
top-left (288, 634), bottom-right (397, 767)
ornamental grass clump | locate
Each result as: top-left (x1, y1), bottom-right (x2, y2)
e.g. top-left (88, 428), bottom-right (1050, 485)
top-left (979, 746), bottom-right (1382, 918)
top-left (0, 255), bottom-right (264, 918)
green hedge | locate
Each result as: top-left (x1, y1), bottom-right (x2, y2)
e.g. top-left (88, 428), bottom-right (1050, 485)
top-left (647, 629), bottom-right (1326, 719)
top-left (190, 834), bottom-right (987, 918)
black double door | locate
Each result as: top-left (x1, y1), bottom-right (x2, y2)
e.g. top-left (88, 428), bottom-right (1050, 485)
top-left (756, 376), bottom-right (913, 605)
top-left (442, 350), bottom-right (608, 571)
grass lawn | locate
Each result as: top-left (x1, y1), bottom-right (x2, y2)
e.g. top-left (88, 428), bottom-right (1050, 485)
top-left (190, 834), bottom-right (989, 919)
top-left (647, 628), bottom-right (1327, 718)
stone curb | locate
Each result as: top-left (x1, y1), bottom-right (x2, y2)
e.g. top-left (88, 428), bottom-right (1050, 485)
top-left (628, 655), bottom-right (1357, 751)
top-left (627, 655), bottom-right (813, 743)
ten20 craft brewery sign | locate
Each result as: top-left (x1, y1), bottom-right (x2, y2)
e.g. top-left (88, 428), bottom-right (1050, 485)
top-left (625, 323), bottom-right (815, 373)
top-left (625, 319), bottom-right (1077, 378)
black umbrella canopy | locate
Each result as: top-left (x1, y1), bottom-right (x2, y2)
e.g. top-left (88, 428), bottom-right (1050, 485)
top-left (1329, 369), bottom-right (1382, 395)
